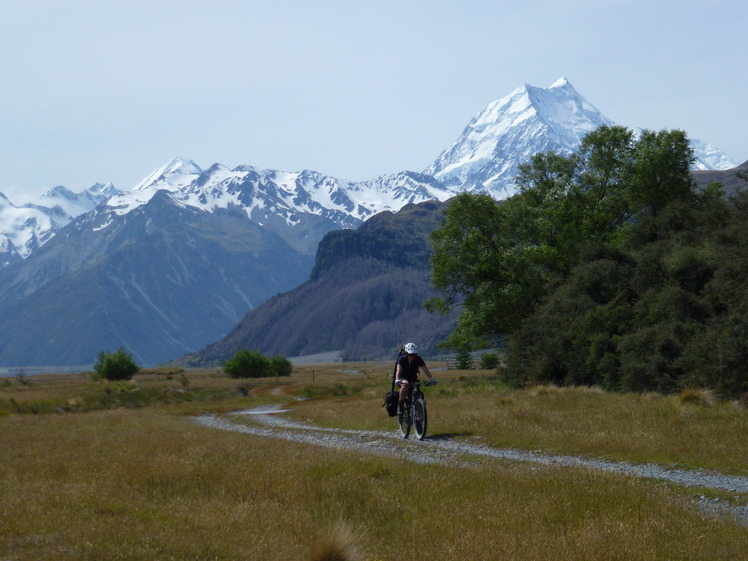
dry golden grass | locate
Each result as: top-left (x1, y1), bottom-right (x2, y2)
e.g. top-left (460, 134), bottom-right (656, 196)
top-left (287, 367), bottom-right (748, 475)
top-left (2, 406), bottom-right (747, 560)
top-left (1, 365), bottom-right (747, 560)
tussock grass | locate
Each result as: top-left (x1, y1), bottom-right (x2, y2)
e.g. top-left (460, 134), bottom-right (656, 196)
top-left (1, 365), bottom-right (747, 559)
top-left (307, 522), bottom-right (362, 561)
top-left (678, 387), bottom-right (716, 406)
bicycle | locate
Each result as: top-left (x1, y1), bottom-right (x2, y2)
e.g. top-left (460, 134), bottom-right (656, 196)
top-left (397, 379), bottom-right (435, 440)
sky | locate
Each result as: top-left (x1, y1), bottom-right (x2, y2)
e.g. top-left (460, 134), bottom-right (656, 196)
top-left (1, 0), bottom-right (746, 204)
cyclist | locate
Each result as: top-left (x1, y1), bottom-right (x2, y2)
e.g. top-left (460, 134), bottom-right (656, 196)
top-left (395, 342), bottom-right (436, 414)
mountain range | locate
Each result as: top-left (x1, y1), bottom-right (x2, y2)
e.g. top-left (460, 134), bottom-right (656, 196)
top-left (0, 78), bottom-right (740, 367)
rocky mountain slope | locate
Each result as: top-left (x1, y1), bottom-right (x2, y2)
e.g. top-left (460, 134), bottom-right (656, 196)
top-left (691, 160), bottom-right (748, 196)
top-left (179, 200), bottom-right (457, 365)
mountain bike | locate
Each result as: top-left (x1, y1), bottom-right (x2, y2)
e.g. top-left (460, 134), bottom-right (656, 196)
top-left (398, 380), bottom-right (435, 440)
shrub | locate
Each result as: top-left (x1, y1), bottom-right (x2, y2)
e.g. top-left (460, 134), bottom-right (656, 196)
top-left (479, 352), bottom-right (500, 370)
top-left (270, 355), bottom-right (293, 377)
top-left (94, 347), bottom-right (140, 381)
top-left (224, 350), bottom-right (294, 378)
top-left (224, 350), bottom-right (270, 378)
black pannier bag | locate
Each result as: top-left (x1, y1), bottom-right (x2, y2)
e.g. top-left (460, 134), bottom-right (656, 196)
top-left (383, 346), bottom-right (404, 417)
top-left (383, 390), bottom-right (399, 417)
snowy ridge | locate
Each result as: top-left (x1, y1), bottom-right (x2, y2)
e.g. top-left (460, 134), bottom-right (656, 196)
top-left (102, 161), bottom-right (455, 230)
top-left (132, 157), bottom-right (203, 191)
top-left (0, 184), bottom-right (116, 265)
top-left (690, 138), bottom-right (738, 171)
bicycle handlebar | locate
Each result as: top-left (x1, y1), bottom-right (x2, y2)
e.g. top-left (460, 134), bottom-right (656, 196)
top-left (395, 379), bottom-right (437, 388)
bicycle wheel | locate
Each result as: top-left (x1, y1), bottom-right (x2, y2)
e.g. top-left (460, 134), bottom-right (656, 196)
top-left (413, 398), bottom-right (428, 440)
top-left (398, 406), bottom-right (411, 439)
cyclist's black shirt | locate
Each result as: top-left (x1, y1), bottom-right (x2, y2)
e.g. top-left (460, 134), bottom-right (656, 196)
top-left (397, 354), bottom-right (426, 383)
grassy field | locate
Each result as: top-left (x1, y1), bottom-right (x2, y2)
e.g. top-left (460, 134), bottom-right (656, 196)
top-left (1, 364), bottom-right (747, 560)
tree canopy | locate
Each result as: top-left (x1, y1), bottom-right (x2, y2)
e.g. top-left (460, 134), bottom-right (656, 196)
top-left (430, 125), bottom-right (748, 398)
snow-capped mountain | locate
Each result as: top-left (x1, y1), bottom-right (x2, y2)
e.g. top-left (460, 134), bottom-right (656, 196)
top-left (96, 157), bottom-right (454, 253)
top-left (119, 157), bottom-right (453, 222)
top-left (0, 183), bottom-right (117, 266)
top-left (427, 77), bottom-right (737, 198)
top-left (39, 183), bottom-right (119, 217)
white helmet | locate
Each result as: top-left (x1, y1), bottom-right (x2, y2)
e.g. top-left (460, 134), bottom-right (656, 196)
top-left (404, 342), bottom-right (418, 354)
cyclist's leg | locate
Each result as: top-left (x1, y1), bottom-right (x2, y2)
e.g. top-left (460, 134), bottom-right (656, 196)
top-left (397, 380), bottom-right (410, 413)
top-left (398, 385), bottom-right (413, 438)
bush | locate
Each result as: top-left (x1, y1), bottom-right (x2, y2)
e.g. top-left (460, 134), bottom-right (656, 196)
top-left (224, 350), bottom-right (294, 378)
top-left (270, 355), bottom-right (293, 377)
top-left (94, 347), bottom-right (140, 381)
top-left (224, 350), bottom-right (269, 378)
top-left (479, 352), bottom-right (500, 370)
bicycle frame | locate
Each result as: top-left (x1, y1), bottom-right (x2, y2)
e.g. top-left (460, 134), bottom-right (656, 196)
top-left (398, 380), bottom-right (431, 440)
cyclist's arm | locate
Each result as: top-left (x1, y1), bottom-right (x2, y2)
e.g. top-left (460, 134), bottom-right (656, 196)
top-left (421, 363), bottom-right (435, 381)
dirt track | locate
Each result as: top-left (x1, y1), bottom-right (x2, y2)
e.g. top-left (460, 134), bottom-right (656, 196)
top-left (193, 405), bottom-right (748, 526)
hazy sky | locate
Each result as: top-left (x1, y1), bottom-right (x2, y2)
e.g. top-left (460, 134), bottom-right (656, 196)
top-left (2, 0), bottom-right (746, 203)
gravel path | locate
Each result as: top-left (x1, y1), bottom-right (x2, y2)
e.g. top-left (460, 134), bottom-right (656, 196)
top-left (192, 405), bottom-right (748, 526)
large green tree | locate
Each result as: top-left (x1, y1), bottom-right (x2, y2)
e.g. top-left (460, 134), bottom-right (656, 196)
top-left (430, 126), bottom-right (693, 349)
top-left (427, 126), bottom-right (748, 397)
top-left (506, 184), bottom-right (748, 397)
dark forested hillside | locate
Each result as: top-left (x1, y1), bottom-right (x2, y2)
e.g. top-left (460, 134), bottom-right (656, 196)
top-left (180, 200), bottom-right (456, 365)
